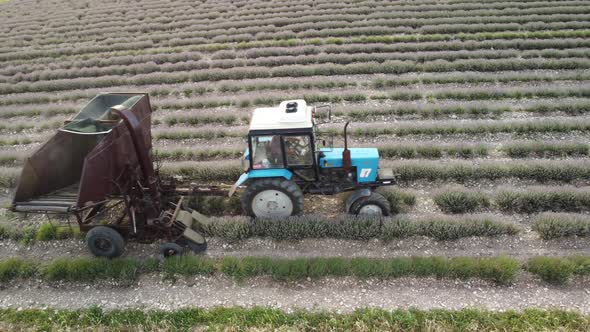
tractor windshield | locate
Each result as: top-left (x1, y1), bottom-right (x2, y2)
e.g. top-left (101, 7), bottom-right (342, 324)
top-left (284, 135), bottom-right (313, 166)
top-left (251, 135), bottom-right (284, 169)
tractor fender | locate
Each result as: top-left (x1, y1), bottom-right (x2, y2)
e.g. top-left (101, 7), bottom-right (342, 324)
top-left (346, 188), bottom-right (372, 213)
top-left (228, 169), bottom-right (293, 197)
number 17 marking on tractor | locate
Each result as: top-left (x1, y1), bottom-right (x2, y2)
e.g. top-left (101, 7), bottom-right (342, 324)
top-left (360, 168), bottom-right (372, 178)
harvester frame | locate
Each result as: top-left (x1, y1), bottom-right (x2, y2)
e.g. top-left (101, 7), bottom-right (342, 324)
top-left (11, 93), bottom-right (217, 258)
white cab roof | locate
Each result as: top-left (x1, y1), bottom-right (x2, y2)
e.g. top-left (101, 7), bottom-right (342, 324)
top-left (249, 100), bottom-right (313, 131)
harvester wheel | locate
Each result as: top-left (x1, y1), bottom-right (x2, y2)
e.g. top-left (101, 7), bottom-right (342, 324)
top-left (85, 226), bottom-right (125, 258)
top-left (177, 237), bottom-right (208, 254)
top-left (160, 242), bottom-right (184, 258)
top-left (349, 192), bottom-right (391, 216)
top-left (187, 241), bottom-right (208, 254)
top-left (242, 178), bottom-right (304, 218)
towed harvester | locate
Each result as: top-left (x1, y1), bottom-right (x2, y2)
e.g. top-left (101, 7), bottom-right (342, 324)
top-left (10, 93), bottom-right (217, 258)
top-left (11, 94), bottom-right (397, 257)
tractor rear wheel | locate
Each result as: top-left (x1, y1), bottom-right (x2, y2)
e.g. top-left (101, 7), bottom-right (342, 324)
top-left (85, 226), bottom-right (125, 258)
top-left (242, 178), bottom-right (304, 218)
top-left (349, 192), bottom-right (391, 216)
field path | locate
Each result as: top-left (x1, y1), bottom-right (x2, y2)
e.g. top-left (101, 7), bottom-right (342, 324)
top-left (1, 234), bottom-right (589, 261)
top-left (1, 276), bottom-right (588, 313)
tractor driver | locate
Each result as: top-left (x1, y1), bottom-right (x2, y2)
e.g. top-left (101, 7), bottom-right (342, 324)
top-left (252, 135), bottom-right (312, 169)
top-left (284, 136), bottom-right (312, 165)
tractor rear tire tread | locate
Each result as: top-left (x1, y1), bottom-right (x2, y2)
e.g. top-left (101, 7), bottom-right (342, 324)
top-left (242, 178), bottom-right (304, 217)
top-left (85, 226), bottom-right (125, 258)
top-left (350, 192), bottom-right (391, 216)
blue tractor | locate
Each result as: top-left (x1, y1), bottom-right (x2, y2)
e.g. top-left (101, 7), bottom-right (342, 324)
top-left (229, 100), bottom-right (396, 218)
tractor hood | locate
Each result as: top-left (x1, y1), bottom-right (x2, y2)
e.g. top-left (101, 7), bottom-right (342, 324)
top-left (319, 148), bottom-right (379, 183)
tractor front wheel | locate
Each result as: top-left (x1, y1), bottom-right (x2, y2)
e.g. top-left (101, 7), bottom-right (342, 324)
top-left (349, 192), bottom-right (391, 216)
top-left (242, 178), bottom-right (304, 218)
top-left (85, 226), bottom-right (125, 258)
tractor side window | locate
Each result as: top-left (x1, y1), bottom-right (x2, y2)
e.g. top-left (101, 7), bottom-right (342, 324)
top-left (285, 135), bottom-right (313, 166)
top-left (251, 135), bottom-right (284, 169)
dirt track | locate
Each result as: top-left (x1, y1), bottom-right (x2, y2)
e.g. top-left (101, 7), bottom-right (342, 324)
top-left (1, 233), bottom-right (589, 262)
top-left (2, 235), bottom-right (588, 313)
top-left (1, 275), bottom-right (589, 313)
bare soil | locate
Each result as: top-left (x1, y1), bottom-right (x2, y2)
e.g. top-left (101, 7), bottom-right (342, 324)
top-left (1, 275), bottom-right (589, 313)
top-left (1, 232), bottom-right (588, 262)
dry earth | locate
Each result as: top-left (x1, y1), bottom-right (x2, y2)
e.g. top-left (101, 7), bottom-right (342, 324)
top-left (1, 235), bottom-right (590, 262)
top-left (1, 275), bottom-right (589, 313)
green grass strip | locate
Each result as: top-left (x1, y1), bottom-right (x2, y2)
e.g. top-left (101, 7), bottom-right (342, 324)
top-left (532, 213), bottom-right (590, 240)
top-left (372, 71), bottom-right (590, 88)
top-left (6, 255), bottom-right (588, 286)
top-left (0, 255), bottom-right (520, 285)
top-left (526, 256), bottom-right (590, 285)
top-left (158, 89), bottom-right (590, 113)
top-left (2, 213), bottom-right (517, 246)
top-left (350, 119), bottom-right (590, 137)
top-left (160, 163), bottom-right (243, 182)
top-left (154, 142), bottom-right (587, 162)
top-left (155, 148), bottom-right (243, 161)
top-left (0, 137), bottom-right (35, 146)
top-left (496, 190), bottom-right (590, 213)
top-left (432, 188), bottom-right (590, 214)
top-left (155, 118), bottom-right (590, 141)
top-left (4, 28), bottom-right (588, 64)
top-left (187, 188), bottom-right (416, 217)
top-left (198, 214), bottom-right (518, 242)
top-left (347, 101), bottom-right (590, 121)
top-left (0, 222), bottom-right (80, 245)
top-left (1, 307), bottom-right (588, 331)
top-left (43, 257), bottom-right (146, 282)
top-left (159, 161), bottom-right (590, 184)
top-left (156, 144), bottom-right (487, 162)
top-left (3, 57), bottom-right (589, 94)
top-left (154, 98), bottom-right (590, 128)
top-left (433, 189), bottom-right (490, 214)
top-left (393, 161), bottom-right (590, 183)
top-left (501, 142), bottom-right (590, 158)
top-left (379, 144), bottom-right (488, 159)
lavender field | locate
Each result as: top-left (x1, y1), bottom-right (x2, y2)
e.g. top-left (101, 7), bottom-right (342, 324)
top-left (1, 0), bottom-right (590, 329)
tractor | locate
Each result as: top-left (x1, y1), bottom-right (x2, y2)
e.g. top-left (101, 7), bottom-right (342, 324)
top-left (10, 94), bottom-right (395, 258)
top-left (230, 100), bottom-right (396, 218)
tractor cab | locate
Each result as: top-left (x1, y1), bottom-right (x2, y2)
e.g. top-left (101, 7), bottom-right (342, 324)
top-left (231, 100), bottom-right (396, 218)
top-left (246, 100), bottom-right (317, 179)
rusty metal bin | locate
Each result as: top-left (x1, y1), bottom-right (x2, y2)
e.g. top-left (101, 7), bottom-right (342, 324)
top-left (12, 93), bottom-right (151, 213)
